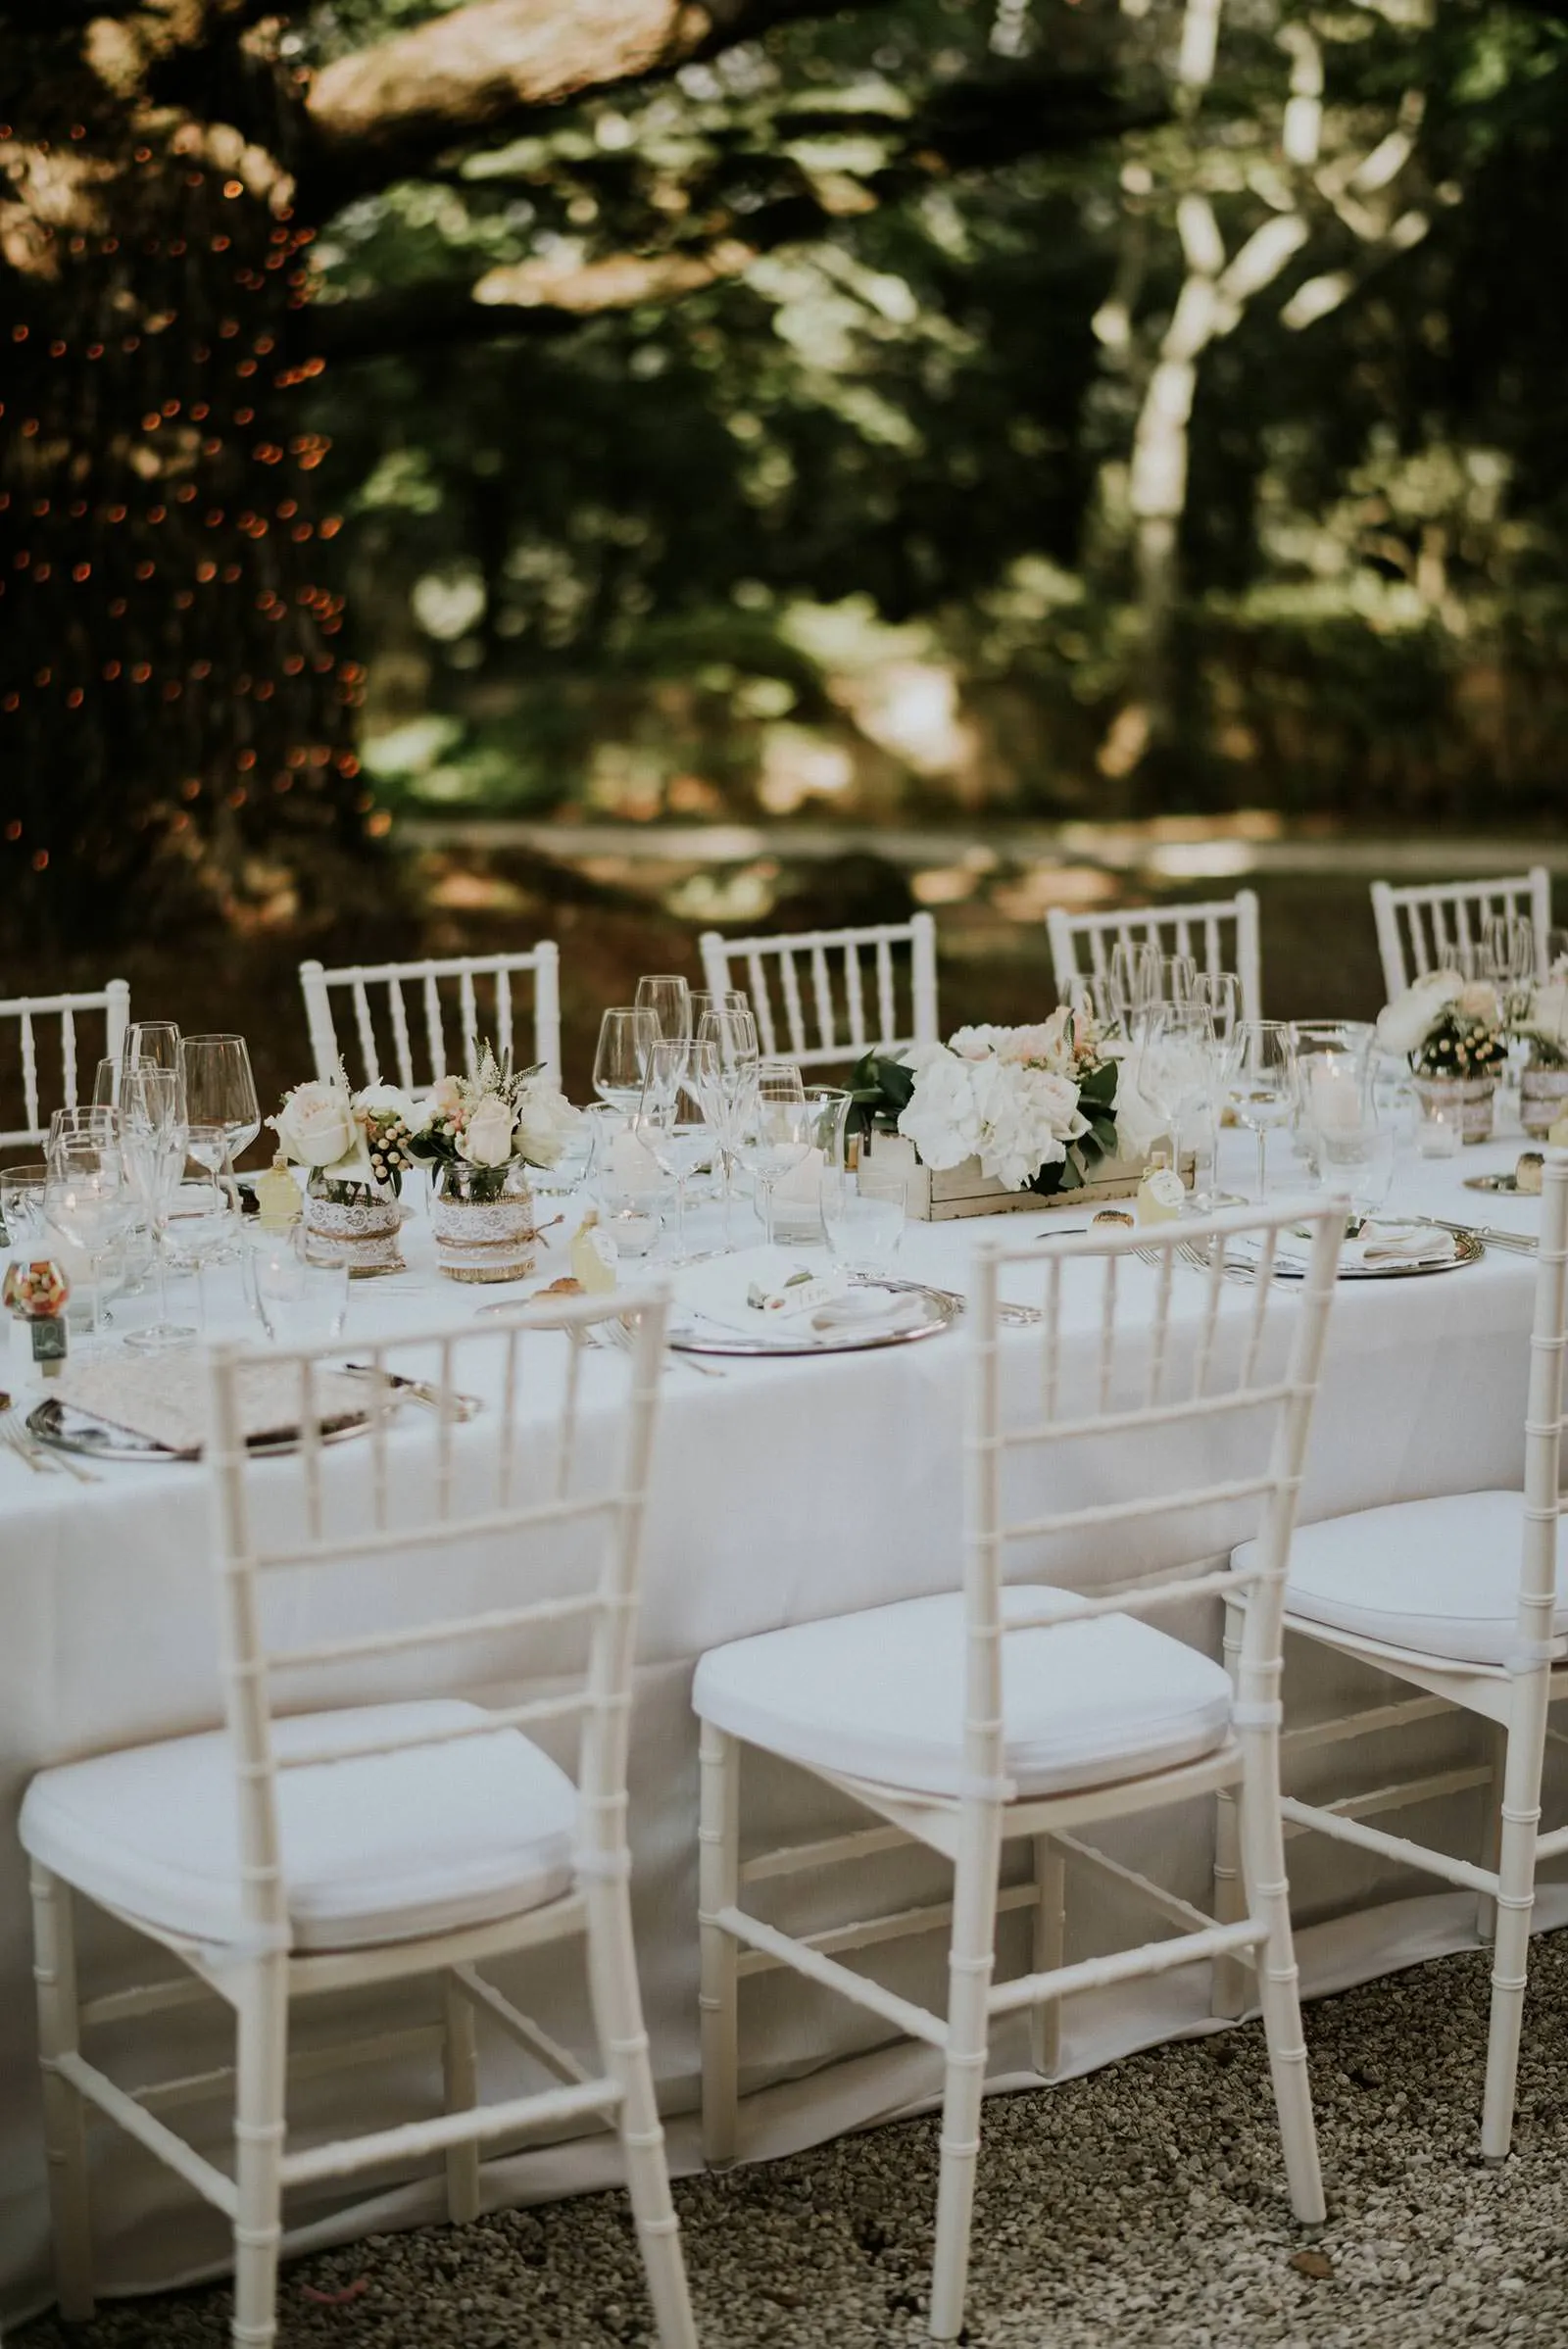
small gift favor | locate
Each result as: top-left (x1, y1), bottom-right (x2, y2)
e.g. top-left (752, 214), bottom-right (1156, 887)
top-left (569, 1212), bottom-right (618, 1295)
top-left (1137, 1162), bottom-right (1187, 1226)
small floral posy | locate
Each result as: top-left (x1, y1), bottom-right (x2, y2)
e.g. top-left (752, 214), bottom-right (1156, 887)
top-left (1374, 972), bottom-right (1508, 1079)
top-left (405, 1044), bottom-right (580, 1204)
top-left (270, 1074), bottom-right (419, 1201)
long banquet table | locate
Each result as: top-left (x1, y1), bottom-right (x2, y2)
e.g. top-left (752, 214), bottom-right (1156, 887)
top-left (3, 1131), bottom-right (1565, 2323)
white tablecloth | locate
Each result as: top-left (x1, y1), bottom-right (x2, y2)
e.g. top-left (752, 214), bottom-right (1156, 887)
top-left (2, 1134), bottom-right (1562, 2322)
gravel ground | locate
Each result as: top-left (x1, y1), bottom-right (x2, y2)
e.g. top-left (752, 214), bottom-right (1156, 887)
top-left (20, 1934), bottom-right (1568, 2349)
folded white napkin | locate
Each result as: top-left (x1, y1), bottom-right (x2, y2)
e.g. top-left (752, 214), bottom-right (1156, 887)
top-left (1233, 1220), bottom-right (1456, 1275)
top-left (672, 1246), bottom-right (850, 1337)
top-left (808, 1286), bottom-right (928, 1336)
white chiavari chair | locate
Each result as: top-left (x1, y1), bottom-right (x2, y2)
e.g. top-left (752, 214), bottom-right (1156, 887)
top-left (697, 911), bottom-right (938, 1070)
top-left (299, 948), bottom-right (562, 1091)
top-left (1371, 867), bottom-right (1551, 1000)
top-left (1218, 1149), bottom-right (1568, 2161)
top-left (0, 980), bottom-right (129, 1149)
top-left (1047, 893), bottom-right (1262, 1023)
top-left (20, 1294), bottom-right (695, 2349)
top-left (695, 1201), bottom-right (1343, 2340)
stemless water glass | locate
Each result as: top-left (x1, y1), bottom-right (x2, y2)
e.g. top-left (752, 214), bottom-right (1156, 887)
top-left (181, 1035), bottom-right (260, 1177)
top-left (737, 1061), bottom-right (810, 1247)
top-left (593, 1006), bottom-right (660, 1117)
top-left (1229, 1021), bottom-right (1297, 1202)
top-left (634, 975), bottom-right (693, 1053)
top-left (1, 1163), bottom-right (48, 1255)
top-left (1319, 1125), bottom-right (1396, 1224)
top-left (822, 1165), bottom-right (906, 1275)
top-left (248, 1225), bottom-right (349, 1345)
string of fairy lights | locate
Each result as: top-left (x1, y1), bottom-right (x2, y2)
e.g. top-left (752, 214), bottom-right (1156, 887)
top-left (0, 101), bottom-right (383, 920)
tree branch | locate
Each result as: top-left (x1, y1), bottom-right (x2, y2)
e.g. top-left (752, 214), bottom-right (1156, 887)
top-left (301, 0), bottom-right (891, 209)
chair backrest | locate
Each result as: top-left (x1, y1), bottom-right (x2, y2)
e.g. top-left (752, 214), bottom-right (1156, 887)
top-left (0, 980), bottom-right (130, 1150)
top-left (963, 1200), bottom-right (1344, 1802)
top-left (1046, 893), bottom-right (1262, 1023)
top-left (1517, 1150), bottom-right (1568, 1670)
top-left (1371, 867), bottom-right (1551, 1000)
top-left (205, 1289), bottom-right (667, 1954)
top-left (299, 948), bottom-right (562, 1092)
top-left (698, 912), bottom-right (939, 1070)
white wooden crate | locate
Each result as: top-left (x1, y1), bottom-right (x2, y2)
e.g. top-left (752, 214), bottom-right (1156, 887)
top-left (860, 1132), bottom-right (1189, 1223)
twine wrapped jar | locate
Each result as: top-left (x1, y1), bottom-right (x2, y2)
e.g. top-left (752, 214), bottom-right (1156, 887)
top-left (1410, 1074), bottom-right (1497, 1146)
top-left (430, 1160), bottom-right (538, 1284)
top-left (303, 1171), bottom-right (405, 1276)
top-left (1520, 1065), bottom-right (1568, 1140)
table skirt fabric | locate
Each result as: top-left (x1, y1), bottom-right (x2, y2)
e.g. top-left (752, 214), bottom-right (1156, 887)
top-left (2, 1138), bottom-right (1562, 2322)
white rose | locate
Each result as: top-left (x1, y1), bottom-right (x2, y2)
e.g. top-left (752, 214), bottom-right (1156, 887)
top-left (513, 1081), bottom-right (580, 1168)
top-left (1526, 980), bottom-right (1568, 1051)
top-left (355, 1083), bottom-right (417, 1128)
top-left (458, 1094), bottom-right (517, 1168)
top-left (1375, 970), bottom-right (1462, 1057)
top-left (1456, 980), bottom-right (1500, 1024)
top-left (272, 1080), bottom-right (359, 1169)
top-left (945, 1024), bottom-right (1006, 1062)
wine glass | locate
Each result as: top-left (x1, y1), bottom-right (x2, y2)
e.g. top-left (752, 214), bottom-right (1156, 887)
top-left (689, 989), bottom-right (750, 1033)
top-left (161, 1154), bottom-right (235, 1332)
top-left (123, 1021), bottom-right (182, 1084)
top-left (1139, 1003), bottom-right (1216, 1182)
top-left (593, 1007), bottom-right (660, 1116)
top-left (45, 1132), bottom-right (132, 1346)
top-left (181, 1036), bottom-right (260, 1181)
top-left (1228, 1021), bottom-right (1298, 1202)
top-left (635, 1039), bottom-right (709, 1256)
top-left (1191, 971), bottom-right (1242, 1048)
top-left (1152, 954), bottom-right (1199, 1008)
top-left (1108, 941), bottom-right (1158, 1034)
top-left (634, 976), bottom-right (693, 1054)
top-left (737, 1061), bottom-right (810, 1248)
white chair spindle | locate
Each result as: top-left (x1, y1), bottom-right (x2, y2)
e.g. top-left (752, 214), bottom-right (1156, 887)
top-left (388, 983), bottom-right (415, 1093)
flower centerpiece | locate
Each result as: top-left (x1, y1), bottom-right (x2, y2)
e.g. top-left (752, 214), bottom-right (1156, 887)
top-left (849, 1010), bottom-right (1166, 1215)
top-left (271, 1078), bottom-right (419, 1273)
top-left (1375, 972), bottom-right (1507, 1144)
top-left (1515, 972), bottom-right (1568, 1138)
top-left (406, 1046), bottom-right (579, 1282)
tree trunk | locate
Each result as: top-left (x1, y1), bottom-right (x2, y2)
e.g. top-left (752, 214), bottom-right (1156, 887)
top-left (0, 27), bottom-right (368, 948)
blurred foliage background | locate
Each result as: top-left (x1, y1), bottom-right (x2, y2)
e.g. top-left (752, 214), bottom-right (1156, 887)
top-left (3, 0), bottom-right (1567, 1098)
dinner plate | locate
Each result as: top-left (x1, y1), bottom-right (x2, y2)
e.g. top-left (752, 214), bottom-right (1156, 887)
top-left (667, 1280), bottom-right (958, 1357)
top-left (1216, 1228), bottom-right (1484, 1282)
top-left (26, 1393), bottom-right (401, 1463)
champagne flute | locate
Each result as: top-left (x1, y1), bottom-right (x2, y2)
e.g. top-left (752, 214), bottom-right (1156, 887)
top-left (1228, 1021), bottom-right (1297, 1202)
top-left (593, 1006), bottom-right (660, 1116)
top-left (180, 1035), bottom-right (260, 1180)
top-left (1139, 1003), bottom-right (1216, 1178)
top-left (1108, 941), bottom-right (1158, 1034)
top-left (737, 1060), bottom-right (809, 1248)
top-left (692, 1039), bottom-right (755, 1248)
top-left (634, 975), bottom-right (693, 1054)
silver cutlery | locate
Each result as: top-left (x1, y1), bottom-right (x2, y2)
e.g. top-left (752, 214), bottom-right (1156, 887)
top-left (342, 1364), bottom-right (484, 1421)
top-left (589, 1320), bottom-right (727, 1379)
top-left (1408, 1214), bottom-right (1536, 1258)
top-left (0, 1392), bottom-right (100, 1482)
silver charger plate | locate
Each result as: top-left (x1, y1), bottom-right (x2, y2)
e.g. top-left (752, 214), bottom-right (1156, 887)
top-left (668, 1279), bottom-right (959, 1357)
top-left (26, 1394), bottom-right (400, 1463)
top-left (1221, 1228), bottom-right (1484, 1282)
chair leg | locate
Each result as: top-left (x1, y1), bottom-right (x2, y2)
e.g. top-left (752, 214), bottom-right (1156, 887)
top-left (1481, 1712), bottom-right (1545, 2162)
top-left (928, 1803), bottom-right (1003, 2343)
top-left (1029, 1835), bottom-right (1064, 2079)
top-left (584, 1876), bottom-right (697, 2349)
top-left (1211, 1598), bottom-right (1248, 2020)
top-left (698, 1721), bottom-right (740, 2167)
top-left (1237, 1749), bottom-right (1325, 2226)
top-left (1476, 1722), bottom-right (1507, 1945)
top-left (442, 1974), bottom-right (480, 2225)
top-left (231, 1956), bottom-right (289, 2349)
top-left (29, 1865), bottom-right (95, 2322)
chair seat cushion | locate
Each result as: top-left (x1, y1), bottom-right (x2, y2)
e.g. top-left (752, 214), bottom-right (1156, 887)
top-left (1237, 1490), bottom-right (1568, 1668)
top-left (20, 1701), bottom-right (577, 1953)
top-left (692, 1587), bottom-right (1233, 1800)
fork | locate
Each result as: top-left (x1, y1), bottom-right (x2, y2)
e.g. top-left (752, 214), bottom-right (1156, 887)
top-left (589, 1320), bottom-right (728, 1379)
